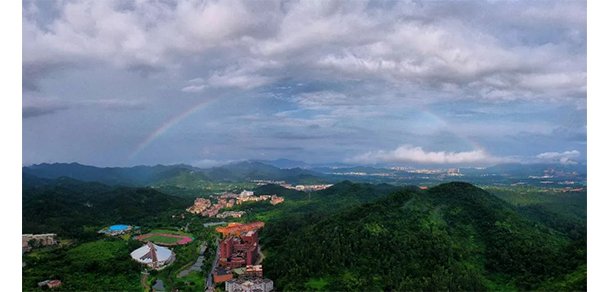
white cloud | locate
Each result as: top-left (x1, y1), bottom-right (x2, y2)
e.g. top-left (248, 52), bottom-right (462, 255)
top-left (536, 150), bottom-right (580, 165)
top-left (182, 84), bottom-right (207, 93)
top-left (348, 145), bottom-right (514, 165)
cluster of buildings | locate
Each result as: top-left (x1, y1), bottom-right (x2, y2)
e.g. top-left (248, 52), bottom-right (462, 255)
top-left (186, 198), bottom-right (213, 214)
top-left (218, 228), bottom-right (260, 268)
top-left (212, 222), bottom-right (273, 291)
top-left (279, 184), bottom-right (333, 191)
top-left (187, 190), bottom-right (284, 219)
top-left (217, 211), bottom-right (246, 218)
top-left (226, 277), bottom-right (273, 292)
top-left (186, 197), bottom-right (236, 218)
top-left (251, 180), bottom-right (285, 186)
top-left (236, 194), bottom-right (284, 205)
top-left (130, 242), bottom-right (176, 270)
top-left (22, 233), bottom-right (57, 253)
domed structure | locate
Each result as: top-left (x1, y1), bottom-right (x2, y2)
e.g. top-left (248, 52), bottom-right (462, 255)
top-left (130, 242), bottom-right (175, 270)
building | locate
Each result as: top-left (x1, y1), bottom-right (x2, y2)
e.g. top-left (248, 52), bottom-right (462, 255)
top-left (47, 280), bottom-right (62, 288)
top-left (240, 190), bottom-right (254, 197)
top-left (217, 211), bottom-right (246, 218)
top-left (98, 224), bottom-right (133, 236)
top-left (22, 234), bottom-right (58, 252)
top-left (226, 278), bottom-right (274, 292)
top-left (130, 242), bottom-right (175, 270)
top-left (38, 280), bottom-right (61, 288)
top-left (216, 222), bottom-right (265, 237)
top-left (245, 265), bottom-right (263, 277)
top-left (217, 224), bottom-right (263, 269)
top-left (214, 267), bottom-right (234, 283)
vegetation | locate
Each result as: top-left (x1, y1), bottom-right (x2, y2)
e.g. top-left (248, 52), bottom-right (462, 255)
top-left (261, 182), bottom-right (586, 291)
top-left (22, 176), bottom-right (191, 239)
top-left (22, 172), bottom-right (586, 292)
top-left (22, 238), bottom-right (143, 291)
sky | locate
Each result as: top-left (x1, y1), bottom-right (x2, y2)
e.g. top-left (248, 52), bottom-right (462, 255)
top-left (22, 0), bottom-right (587, 168)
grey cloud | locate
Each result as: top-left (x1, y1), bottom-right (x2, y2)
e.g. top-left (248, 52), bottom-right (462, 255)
top-left (22, 98), bottom-right (147, 119)
top-left (22, 104), bottom-right (69, 119)
top-left (23, 0), bottom-right (586, 103)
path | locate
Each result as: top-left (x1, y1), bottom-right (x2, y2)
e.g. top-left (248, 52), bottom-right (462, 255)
top-left (255, 244), bottom-right (264, 265)
top-left (177, 242), bottom-right (207, 278)
top-left (141, 272), bottom-right (150, 292)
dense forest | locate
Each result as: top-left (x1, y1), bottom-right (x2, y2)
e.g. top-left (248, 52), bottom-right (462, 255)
top-left (260, 182), bottom-right (586, 291)
top-left (22, 172), bottom-right (586, 291)
top-left (22, 174), bottom-right (192, 238)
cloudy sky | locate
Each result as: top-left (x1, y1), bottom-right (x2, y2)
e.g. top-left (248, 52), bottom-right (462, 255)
top-left (22, 0), bottom-right (586, 167)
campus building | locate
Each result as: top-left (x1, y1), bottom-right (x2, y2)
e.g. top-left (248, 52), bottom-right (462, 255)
top-left (219, 229), bottom-right (260, 268)
top-left (22, 234), bottom-right (58, 253)
top-left (213, 267), bottom-right (234, 283)
top-left (225, 277), bottom-right (274, 292)
top-left (130, 242), bottom-right (175, 270)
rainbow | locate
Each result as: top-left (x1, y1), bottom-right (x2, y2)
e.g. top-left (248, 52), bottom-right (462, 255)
top-left (129, 99), bottom-right (215, 159)
top-left (415, 104), bottom-right (488, 155)
top-left (130, 97), bottom-right (488, 161)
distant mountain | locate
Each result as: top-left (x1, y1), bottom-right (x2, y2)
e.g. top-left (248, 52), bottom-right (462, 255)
top-left (22, 162), bottom-right (198, 186)
top-left (250, 158), bottom-right (310, 169)
top-left (202, 161), bottom-right (328, 184)
top-left (22, 161), bottom-right (332, 189)
top-left (264, 182), bottom-right (586, 291)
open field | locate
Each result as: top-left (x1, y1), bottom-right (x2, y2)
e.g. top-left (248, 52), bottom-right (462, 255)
top-left (135, 233), bottom-right (193, 246)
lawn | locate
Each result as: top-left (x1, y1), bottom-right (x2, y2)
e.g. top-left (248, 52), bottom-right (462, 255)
top-left (145, 235), bottom-right (182, 244)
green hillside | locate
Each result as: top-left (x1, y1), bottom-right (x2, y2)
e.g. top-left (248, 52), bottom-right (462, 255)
top-left (22, 176), bottom-right (191, 238)
top-left (262, 182), bottom-right (586, 291)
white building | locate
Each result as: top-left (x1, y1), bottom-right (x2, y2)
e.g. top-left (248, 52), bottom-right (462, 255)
top-left (130, 242), bottom-right (175, 270)
top-left (226, 278), bottom-right (274, 292)
top-left (240, 190), bottom-right (254, 197)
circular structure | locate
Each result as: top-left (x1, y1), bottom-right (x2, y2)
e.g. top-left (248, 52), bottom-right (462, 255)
top-left (131, 242), bottom-right (175, 270)
top-left (134, 233), bottom-right (193, 246)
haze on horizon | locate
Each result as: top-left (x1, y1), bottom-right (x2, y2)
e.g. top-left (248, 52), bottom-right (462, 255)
top-left (22, 0), bottom-right (587, 168)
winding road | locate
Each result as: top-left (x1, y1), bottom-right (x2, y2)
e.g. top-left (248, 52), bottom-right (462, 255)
top-left (205, 237), bottom-right (221, 292)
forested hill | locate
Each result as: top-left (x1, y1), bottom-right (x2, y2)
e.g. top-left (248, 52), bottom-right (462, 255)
top-left (263, 182), bottom-right (586, 291)
top-left (22, 162), bottom-right (330, 188)
top-left (22, 175), bottom-right (191, 238)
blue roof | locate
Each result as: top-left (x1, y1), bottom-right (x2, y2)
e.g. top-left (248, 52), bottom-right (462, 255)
top-left (109, 225), bottom-right (130, 231)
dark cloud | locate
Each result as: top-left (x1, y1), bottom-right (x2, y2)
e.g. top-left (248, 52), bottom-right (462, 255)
top-left (22, 105), bottom-right (68, 119)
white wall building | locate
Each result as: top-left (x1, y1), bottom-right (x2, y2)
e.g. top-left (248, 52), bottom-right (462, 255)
top-left (130, 242), bottom-right (175, 270)
top-left (240, 190), bottom-right (254, 197)
top-left (226, 278), bottom-right (274, 292)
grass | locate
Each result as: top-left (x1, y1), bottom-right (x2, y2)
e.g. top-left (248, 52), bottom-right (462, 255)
top-left (305, 278), bottom-right (330, 290)
top-left (144, 235), bottom-right (182, 244)
top-left (150, 228), bottom-right (191, 236)
top-left (173, 270), bottom-right (205, 289)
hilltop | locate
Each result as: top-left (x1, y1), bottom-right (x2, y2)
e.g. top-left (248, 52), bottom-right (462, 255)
top-left (262, 182), bottom-right (586, 291)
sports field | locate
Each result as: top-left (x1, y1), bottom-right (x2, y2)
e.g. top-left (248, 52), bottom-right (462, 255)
top-left (145, 235), bottom-right (182, 244)
top-left (134, 233), bottom-right (193, 246)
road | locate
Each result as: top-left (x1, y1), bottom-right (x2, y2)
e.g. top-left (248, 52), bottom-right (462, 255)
top-left (255, 244), bottom-right (264, 265)
top-left (177, 242), bottom-right (207, 278)
top-left (205, 237), bottom-right (220, 292)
